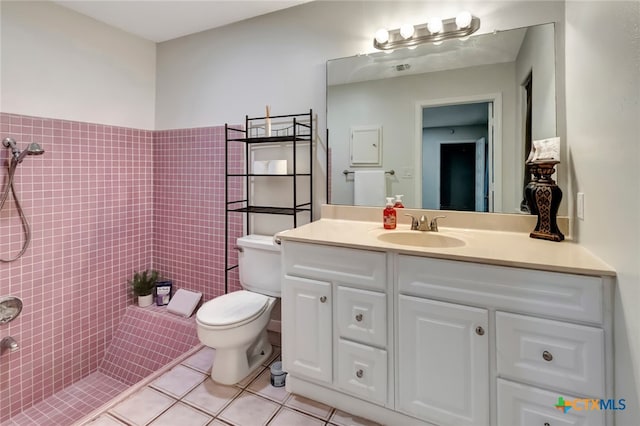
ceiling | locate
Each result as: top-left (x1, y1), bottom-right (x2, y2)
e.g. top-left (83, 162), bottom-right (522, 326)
top-left (52, 0), bottom-right (311, 43)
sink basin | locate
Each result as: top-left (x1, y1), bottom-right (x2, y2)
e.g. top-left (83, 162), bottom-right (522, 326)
top-left (376, 231), bottom-right (466, 248)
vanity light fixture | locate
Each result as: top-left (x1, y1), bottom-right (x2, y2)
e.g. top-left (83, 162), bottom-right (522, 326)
top-left (373, 11), bottom-right (480, 51)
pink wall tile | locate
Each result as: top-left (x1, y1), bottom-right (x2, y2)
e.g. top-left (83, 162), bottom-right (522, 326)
top-left (153, 125), bottom-right (244, 301)
top-left (98, 305), bottom-right (199, 385)
top-left (0, 113), bottom-right (154, 422)
top-left (1, 113), bottom-right (245, 422)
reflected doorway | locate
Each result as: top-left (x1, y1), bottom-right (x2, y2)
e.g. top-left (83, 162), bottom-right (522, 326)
top-left (440, 143), bottom-right (475, 210)
top-left (421, 102), bottom-right (492, 212)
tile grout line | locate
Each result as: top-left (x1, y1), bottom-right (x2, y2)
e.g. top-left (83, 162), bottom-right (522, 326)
top-left (71, 344), bottom-right (205, 426)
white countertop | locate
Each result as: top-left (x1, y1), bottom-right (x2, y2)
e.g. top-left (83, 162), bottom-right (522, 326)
top-left (277, 218), bottom-right (616, 277)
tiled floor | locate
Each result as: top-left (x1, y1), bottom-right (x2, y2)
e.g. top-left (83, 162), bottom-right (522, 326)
top-left (80, 344), bottom-right (382, 426)
top-left (4, 372), bottom-right (128, 426)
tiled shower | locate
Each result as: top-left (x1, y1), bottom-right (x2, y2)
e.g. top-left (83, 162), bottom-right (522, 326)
top-left (0, 112), bottom-right (243, 422)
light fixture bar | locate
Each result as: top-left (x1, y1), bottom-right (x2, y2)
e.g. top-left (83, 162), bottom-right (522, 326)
top-left (373, 15), bottom-right (480, 50)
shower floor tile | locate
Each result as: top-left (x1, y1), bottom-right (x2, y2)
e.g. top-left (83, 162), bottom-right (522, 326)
top-left (4, 372), bottom-right (127, 426)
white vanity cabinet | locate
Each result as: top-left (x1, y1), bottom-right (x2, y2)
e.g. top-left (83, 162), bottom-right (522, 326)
top-left (398, 295), bottom-right (489, 426)
top-left (281, 240), bottom-right (614, 426)
top-left (281, 241), bottom-right (391, 406)
top-left (398, 254), bottom-right (612, 426)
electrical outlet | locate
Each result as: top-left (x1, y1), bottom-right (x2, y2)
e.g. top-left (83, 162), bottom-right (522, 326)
top-left (577, 192), bottom-right (585, 220)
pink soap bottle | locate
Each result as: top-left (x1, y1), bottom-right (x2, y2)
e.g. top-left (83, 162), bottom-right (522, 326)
top-left (394, 194), bottom-right (405, 208)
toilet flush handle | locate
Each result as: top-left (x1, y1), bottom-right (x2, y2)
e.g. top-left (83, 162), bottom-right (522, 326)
top-left (234, 246), bottom-right (244, 252)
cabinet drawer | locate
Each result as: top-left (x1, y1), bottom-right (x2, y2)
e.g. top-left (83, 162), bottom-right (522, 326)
top-left (497, 379), bottom-right (605, 426)
top-left (337, 286), bottom-right (387, 347)
top-left (283, 241), bottom-right (386, 291)
top-left (398, 255), bottom-right (604, 324)
top-left (496, 312), bottom-right (605, 396)
top-left (337, 339), bottom-right (387, 405)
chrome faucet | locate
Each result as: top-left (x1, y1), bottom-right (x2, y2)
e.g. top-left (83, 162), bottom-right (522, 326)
top-left (405, 214), bottom-right (446, 232)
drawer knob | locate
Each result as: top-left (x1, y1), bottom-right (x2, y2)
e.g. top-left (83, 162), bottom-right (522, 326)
top-left (544, 423), bottom-right (550, 426)
top-left (356, 369), bottom-right (364, 378)
top-left (355, 313), bottom-right (363, 322)
top-left (320, 296), bottom-right (327, 303)
top-left (542, 351), bottom-right (553, 362)
top-left (475, 326), bottom-right (485, 336)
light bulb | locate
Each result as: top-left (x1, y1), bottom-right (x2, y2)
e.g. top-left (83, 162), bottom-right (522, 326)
top-left (427, 18), bottom-right (443, 34)
top-left (375, 28), bottom-right (389, 44)
top-left (400, 23), bottom-right (415, 39)
top-left (456, 11), bottom-right (472, 29)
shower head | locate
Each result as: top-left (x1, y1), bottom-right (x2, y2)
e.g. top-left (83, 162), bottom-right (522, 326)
top-left (26, 143), bottom-right (45, 156)
top-left (2, 138), bottom-right (45, 164)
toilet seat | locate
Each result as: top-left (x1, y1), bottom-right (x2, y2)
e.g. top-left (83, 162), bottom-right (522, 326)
top-left (197, 290), bottom-right (270, 329)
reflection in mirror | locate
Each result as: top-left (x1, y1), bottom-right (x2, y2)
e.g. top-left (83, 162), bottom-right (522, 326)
top-left (327, 23), bottom-right (556, 213)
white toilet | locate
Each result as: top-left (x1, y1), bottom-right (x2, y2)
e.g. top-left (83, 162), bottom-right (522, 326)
top-left (196, 234), bottom-right (281, 385)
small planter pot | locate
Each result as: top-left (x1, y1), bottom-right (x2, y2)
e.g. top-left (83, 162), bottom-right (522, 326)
top-left (137, 294), bottom-right (154, 308)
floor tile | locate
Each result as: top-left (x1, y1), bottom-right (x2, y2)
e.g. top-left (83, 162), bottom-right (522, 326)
top-left (284, 394), bottom-right (334, 421)
top-left (182, 347), bottom-right (215, 373)
top-left (267, 407), bottom-right (325, 426)
top-left (209, 420), bottom-right (233, 426)
top-left (329, 409), bottom-right (382, 426)
top-left (235, 365), bottom-right (267, 388)
top-left (109, 387), bottom-right (176, 426)
top-left (150, 365), bottom-right (207, 398)
top-left (182, 378), bottom-right (242, 416)
top-left (217, 391), bottom-right (280, 426)
top-left (82, 414), bottom-right (128, 425)
top-left (247, 368), bottom-right (290, 403)
top-left (149, 402), bottom-right (213, 426)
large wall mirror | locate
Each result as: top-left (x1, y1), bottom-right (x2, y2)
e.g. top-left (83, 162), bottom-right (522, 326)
top-left (327, 23), bottom-right (557, 213)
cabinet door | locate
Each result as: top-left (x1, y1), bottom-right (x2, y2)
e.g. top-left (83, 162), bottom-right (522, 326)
top-left (398, 295), bottom-right (489, 426)
top-left (337, 339), bottom-right (387, 405)
top-left (282, 275), bottom-right (332, 384)
top-left (498, 379), bottom-right (605, 426)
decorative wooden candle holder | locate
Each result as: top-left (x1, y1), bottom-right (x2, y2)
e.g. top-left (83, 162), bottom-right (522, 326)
top-left (525, 160), bottom-right (564, 242)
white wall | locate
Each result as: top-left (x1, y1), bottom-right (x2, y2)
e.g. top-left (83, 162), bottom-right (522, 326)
top-left (0, 1), bottom-right (156, 129)
top-left (565, 1), bottom-right (640, 422)
top-left (156, 0), bottom-right (566, 210)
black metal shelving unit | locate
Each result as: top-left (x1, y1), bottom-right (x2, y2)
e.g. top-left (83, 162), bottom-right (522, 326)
top-left (224, 109), bottom-right (313, 293)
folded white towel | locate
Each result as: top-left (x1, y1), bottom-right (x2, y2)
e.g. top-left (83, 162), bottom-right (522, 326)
top-left (354, 170), bottom-right (386, 206)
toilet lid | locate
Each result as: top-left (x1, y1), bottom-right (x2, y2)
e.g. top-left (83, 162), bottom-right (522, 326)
top-left (196, 290), bottom-right (269, 327)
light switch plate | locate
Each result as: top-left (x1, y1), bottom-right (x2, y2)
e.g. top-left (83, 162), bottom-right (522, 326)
top-left (577, 192), bottom-right (585, 220)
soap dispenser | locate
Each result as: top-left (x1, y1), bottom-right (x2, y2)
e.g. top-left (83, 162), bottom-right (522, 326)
top-left (394, 194), bottom-right (405, 208)
top-left (383, 197), bottom-right (397, 230)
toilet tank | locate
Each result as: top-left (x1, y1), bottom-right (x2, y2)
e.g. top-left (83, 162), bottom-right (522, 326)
top-left (237, 234), bottom-right (282, 297)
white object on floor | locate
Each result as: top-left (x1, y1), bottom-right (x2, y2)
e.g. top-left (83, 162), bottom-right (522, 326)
top-left (167, 289), bottom-right (202, 317)
top-left (354, 169), bottom-right (386, 206)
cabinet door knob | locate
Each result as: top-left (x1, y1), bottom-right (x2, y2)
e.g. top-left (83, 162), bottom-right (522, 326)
top-left (356, 369), bottom-right (364, 378)
top-left (475, 326), bottom-right (485, 336)
top-left (319, 296), bottom-right (327, 303)
top-left (542, 351), bottom-right (553, 362)
top-left (355, 313), bottom-right (363, 322)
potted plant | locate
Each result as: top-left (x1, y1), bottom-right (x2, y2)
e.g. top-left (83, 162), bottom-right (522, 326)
top-left (129, 269), bottom-right (160, 307)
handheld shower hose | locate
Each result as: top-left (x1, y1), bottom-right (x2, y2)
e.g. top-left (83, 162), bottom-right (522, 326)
top-left (1, 137), bottom-right (45, 262)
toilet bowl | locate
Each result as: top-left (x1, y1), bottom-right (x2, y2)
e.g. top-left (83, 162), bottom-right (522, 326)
top-left (196, 234), bottom-right (281, 385)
